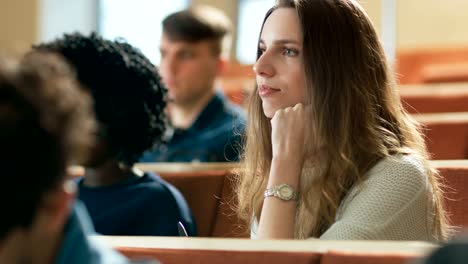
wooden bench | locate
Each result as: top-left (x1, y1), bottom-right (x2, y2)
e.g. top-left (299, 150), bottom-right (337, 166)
top-left (93, 236), bottom-right (436, 264)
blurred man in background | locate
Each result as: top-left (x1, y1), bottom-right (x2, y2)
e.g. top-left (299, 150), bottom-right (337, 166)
top-left (140, 5), bottom-right (246, 163)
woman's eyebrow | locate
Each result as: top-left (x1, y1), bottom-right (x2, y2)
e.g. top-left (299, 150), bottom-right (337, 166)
top-left (259, 39), bottom-right (301, 46)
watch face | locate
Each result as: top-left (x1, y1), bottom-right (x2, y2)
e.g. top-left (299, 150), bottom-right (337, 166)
top-left (279, 185), bottom-right (293, 199)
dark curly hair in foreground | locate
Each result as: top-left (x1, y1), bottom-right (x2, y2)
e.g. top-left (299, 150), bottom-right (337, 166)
top-left (34, 32), bottom-right (167, 166)
top-left (0, 53), bottom-right (94, 238)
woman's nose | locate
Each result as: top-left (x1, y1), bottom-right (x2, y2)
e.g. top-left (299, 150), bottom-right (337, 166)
top-left (253, 51), bottom-right (275, 77)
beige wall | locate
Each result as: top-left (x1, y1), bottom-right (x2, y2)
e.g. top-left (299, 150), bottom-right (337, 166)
top-left (39, 0), bottom-right (97, 43)
top-left (191, 0), bottom-right (239, 59)
top-left (0, 0), bottom-right (39, 55)
top-left (397, 0), bottom-right (468, 50)
top-left (191, 0), bottom-right (238, 26)
top-left (193, 0), bottom-right (383, 59)
top-left (2, 0), bottom-right (468, 57)
top-left (196, 0), bottom-right (468, 52)
top-left (358, 0), bottom-right (382, 37)
top-left (0, 0), bottom-right (97, 56)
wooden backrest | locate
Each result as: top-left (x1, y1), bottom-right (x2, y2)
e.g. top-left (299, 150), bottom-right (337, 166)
top-left (400, 83), bottom-right (468, 114)
top-left (217, 62), bottom-right (254, 105)
top-left (137, 160), bottom-right (468, 237)
top-left (414, 113), bottom-right (468, 159)
top-left (135, 162), bottom-right (247, 237)
top-left (431, 160), bottom-right (468, 230)
top-left (396, 47), bottom-right (468, 84)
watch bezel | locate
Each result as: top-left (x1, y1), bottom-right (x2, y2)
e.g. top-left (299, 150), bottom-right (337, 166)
top-left (264, 184), bottom-right (298, 201)
top-left (278, 184), bottom-right (294, 200)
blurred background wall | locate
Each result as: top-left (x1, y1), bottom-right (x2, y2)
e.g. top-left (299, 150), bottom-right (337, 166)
top-left (1, 0), bottom-right (467, 61)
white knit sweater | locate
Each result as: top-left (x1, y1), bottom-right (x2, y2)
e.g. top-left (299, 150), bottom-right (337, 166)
top-left (251, 154), bottom-right (438, 241)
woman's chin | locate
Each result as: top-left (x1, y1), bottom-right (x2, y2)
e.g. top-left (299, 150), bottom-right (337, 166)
top-left (261, 104), bottom-right (277, 119)
top-left (262, 109), bottom-right (275, 119)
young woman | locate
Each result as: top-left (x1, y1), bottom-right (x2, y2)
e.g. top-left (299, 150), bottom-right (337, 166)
top-left (236, 0), bottom-right (449, 241)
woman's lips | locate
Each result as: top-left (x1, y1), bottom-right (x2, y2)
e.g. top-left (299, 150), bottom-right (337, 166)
top-left (259, 85), bottom-right (281, 97)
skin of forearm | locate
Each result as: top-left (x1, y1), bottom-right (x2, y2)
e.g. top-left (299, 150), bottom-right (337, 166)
top-left (257, 157), bottom-right (302, 239)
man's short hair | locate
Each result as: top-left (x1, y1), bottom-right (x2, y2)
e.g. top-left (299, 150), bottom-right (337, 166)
top-left (162, 5), bottom-right (232, 58)
top-left (0, 53), bottom-right (94, 238)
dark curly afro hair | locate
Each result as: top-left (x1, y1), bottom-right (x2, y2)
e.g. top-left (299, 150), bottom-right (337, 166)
top-left (34, 32), bottom-right (167, 166)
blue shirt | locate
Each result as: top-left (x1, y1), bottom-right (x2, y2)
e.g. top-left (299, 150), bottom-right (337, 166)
top-left (76, 172), bottom-right (196, 236)
top-left (56, 202), bottom-right (156, 264)
top-left (140, 93), bottom-right (246, 162)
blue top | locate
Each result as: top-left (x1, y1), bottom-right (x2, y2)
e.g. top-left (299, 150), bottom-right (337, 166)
top-left (76, 172), bottom-right (196, 236)
top-left (55, 202), bottom-right (156, 264)
top-left (139, 93), bottom-right (246, 162)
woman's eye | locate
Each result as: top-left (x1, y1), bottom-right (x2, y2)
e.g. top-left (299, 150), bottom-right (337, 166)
top-left (283, 48), bottom-right (299, 57)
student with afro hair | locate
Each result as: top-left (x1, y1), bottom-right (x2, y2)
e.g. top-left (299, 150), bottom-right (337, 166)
top-left (34, 32), bottom-right (197, 236)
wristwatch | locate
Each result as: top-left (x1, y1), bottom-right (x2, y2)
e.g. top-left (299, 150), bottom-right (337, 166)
top-left (264, 184), bottom-right (299, 201)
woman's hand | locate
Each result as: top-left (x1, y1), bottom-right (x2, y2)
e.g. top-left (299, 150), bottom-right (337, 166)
top-left (257, 103), bottom-right (310, 239)
top-left (271, 103), bottom-right (310, 168)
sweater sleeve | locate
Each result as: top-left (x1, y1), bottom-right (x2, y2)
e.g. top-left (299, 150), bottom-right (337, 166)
top-left (319, 155), bottom-right (434, 241)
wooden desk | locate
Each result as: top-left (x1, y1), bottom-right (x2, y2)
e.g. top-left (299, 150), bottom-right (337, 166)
top-left (94, 236), bottom-right (437, 264)
top-left (68, 162), bottom-right (240, 177)
top-left (94, 236), bottom-right (437, 254)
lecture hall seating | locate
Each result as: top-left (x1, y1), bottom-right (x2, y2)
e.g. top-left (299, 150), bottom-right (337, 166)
top-left (396, 47), bottom-right (468, 84)
top-left (135, 162), bottom-right (247, 238)
top-left (414, 112), bottom-right (468, 160)
top-left (400, 83), bottom-right (468, 114)
top-left (135, 159), bottom-right (468, 237)
top-left (62, 159), bottom-right (468, 263)
top-left (113, 160), bottom-right (467, 263)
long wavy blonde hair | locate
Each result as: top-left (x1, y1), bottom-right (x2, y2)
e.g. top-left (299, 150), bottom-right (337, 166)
top-left (236, 0), bottom-right (450, 240)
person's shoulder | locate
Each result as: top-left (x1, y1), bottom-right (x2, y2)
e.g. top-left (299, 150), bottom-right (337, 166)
top-left (345, 154), bottom-right (431, 215)
top-left (120, 172), bottom-right (173, 200)
top-left (335, 153), bottom-right (432, 231)
top-left (343, 154), bottom-right (429, 203)
top-left (218, 94), bottom-right (246, 121)
top-left (74, 176), bottom-right (85, 187)
top-left (142, 173), bottom-right (193, 220)
top-left (128, 173), bottom-right (194, 232)
top-left (135, 172), bottom-right (167, 190)
top-left (219, 101), bottom-right (246, 134)
top-left (139, 173), bottom-right (185, 201)
top-left (367, 153), bottom-right (428, 186)
top-left (226, 103), bottom-right (246, 123)
top-left (56, 202), bottom-right (134, 264)
top-left (203, 98), bottom-right (245, 138)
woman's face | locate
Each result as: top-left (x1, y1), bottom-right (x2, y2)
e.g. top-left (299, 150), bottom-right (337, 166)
top-left (254, 8), bottom-right (307, 118)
